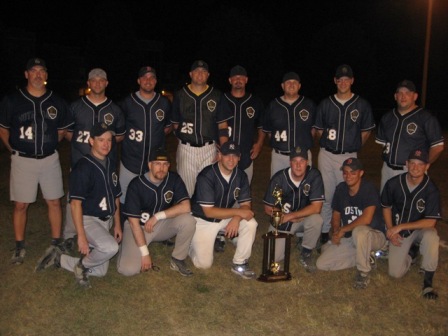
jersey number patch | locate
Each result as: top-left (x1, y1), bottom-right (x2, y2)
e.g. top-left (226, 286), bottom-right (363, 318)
top-left (128, 129), bottom-right (144, 142)
top-left (99, 197), bottom-right (108, 211)
top-left (180, 122), bottom-right (194, 134)
top-left (274, 130), bottom-right (287, 142)
top-left (76, 131), bottom-right (90, 143)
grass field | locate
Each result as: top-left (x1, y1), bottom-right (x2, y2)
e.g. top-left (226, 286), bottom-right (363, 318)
top-left (0, 133), bottom-right (447, 336)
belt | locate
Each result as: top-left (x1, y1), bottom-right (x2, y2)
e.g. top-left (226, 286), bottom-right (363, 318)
top-left (386, 163), bottom-right (404, 171)
top-left (180, 140), bottom-right (214, 147)
top-left (324, 148), bottom-right (355, 155)
top-left (99, 216), bottom-right (111, 221)
top-left (12, 150), bottom-right (55, 159)
top-left (274, 149), bottom-right (290, 156)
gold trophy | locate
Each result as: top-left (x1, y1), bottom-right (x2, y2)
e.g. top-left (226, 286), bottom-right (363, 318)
top-left (258, 185), bottom-right (293, 282)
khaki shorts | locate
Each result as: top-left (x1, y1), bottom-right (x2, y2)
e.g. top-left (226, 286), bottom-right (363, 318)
top-left (10, 151), bottom-right (64, 203)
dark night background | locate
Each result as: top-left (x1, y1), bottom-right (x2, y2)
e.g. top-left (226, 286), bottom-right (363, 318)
top-left (0, 0), bottom-right (447, 125)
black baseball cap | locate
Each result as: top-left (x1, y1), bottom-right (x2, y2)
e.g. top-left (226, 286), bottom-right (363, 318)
top-left (282, 72), bottom-right (300, 83)
top-left (335, 64), bottom-right (353, 79)
top-left (290, 146), bottom-right (308, 160)
top-left (341, 157), bottom-right (363, 171)
top-left (396, 80), bottom-right (416, 92)
top-left (138, 66), bottom-right (157, 78)
top-left (26, 58), bottom-right (47, 70)
top-left (190, 60), bottom-right (209, 72)
top-left (220, 140), bottom-right (241, 156)
top-left (229, 65), bottom-right (247, 77)
top-left (90, 123), bottom-right (115, 138)
top-left (149, 148), bottom-right (170, 162)
top-left (408, 149), bottom-right (429, 163)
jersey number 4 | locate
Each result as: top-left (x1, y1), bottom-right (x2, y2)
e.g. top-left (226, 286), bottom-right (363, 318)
top-left (99, 197), bottom-right (108, 211)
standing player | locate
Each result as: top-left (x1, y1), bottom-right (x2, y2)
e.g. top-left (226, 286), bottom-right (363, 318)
top-left (376, 80), bottom-right (444, 191)
top-left (36, 123), bottom-right (122, 289)
top-left (314, 64), bottom-right (375, 245)
top-left (63, 68), bottom-right (125, 247)
top-left (0, 58), bottom-right (70, 264)
top-left (118, 66), bottom-right (172, 208)
top-left (117, 148), bottom-right (196, 276)
top-left (316, 158), bottom-right (386, 289)
top-left (189, 141), bottom-right (258, 279)
top-left (263, 147), bottom-right (324, 273)
top-left (263, 72), bottom-right (316, 177)
top-left (171, 60), bottom-right (230, 197)
top-left (381, 149), bottom-right (441, 300)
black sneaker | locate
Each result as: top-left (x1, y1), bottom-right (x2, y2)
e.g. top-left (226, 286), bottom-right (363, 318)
top-left (74, 261), bottom-right (91, 288)
top-left (60, 237), bottom-right (75, 254)
top-left (214, 234), bottom-right (226, 253)
top-left (353, 271), bottom-right (370, 289)
top-left (409, 243), bottom-right (420, 265)
top-left (422, 287), bottom-right (438, 300)
top-left (170, 257), bottom-right (193, 276)
top-left (35, 246), bottom-right (62, 272)
top-left (11, 247), bottom-right (26, 265)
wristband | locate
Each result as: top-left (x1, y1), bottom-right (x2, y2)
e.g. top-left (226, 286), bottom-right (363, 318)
top-left (154, 211), bottom-right (167, 221)
top-left (139, 245), bottom-right (149, 256)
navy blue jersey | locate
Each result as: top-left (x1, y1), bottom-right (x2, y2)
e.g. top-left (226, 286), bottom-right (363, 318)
top-left (222, 93), bottom-right (264, 170)
top-left (314, 94), bottom-right (375, 153)
top-left (69, 154), bottom-right (121, 218)
top-left (192, 162), bottom-right (251, 222)
top-left (375, 107), bottom-right (444, 166)
top-left (263, 167), bottom-right (325, 231)
top-left (68, 96), bottom-right (125, 167)
top-left (171, 86), bottom-right (230, 145)
top-left (0, 88), bottom-right (71, 155)
top-left (119, 92), bottom-right (172, 175)
top-left (381, 174), bottom-right (441, 238)
top-left (332, 179), bottom-right (385, 237)
top-left (124, 172), bottom-right (189, 224)
top-left (263, 96), bottom-right (316, 153)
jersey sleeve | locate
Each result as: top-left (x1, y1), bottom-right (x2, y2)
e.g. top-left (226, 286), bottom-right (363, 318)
top-left (69, 159), bottom-right (92, 201)
top-left (308, 170), bottom-right (325, 202)
top-left (172, 173), bottom-right (190, 204)
top-left (113, 104), bottom-right (126, 136)
top-left (123, 177), bottom-right (144, 218)
top-left (194, 169), bottom-right (217, 206)
top-left (424, 113), bottom-right (444, 147)
top-left (331, 182), bottom-right (345, 212)
top-left (360, 99), bottom-right (375, 131)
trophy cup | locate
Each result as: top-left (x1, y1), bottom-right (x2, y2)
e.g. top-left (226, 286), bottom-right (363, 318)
top-left (257, 185), bottom-right (293, 282)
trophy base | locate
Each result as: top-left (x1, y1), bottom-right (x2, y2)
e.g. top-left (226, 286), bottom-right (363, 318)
top-left (257, 271), bottom-right (292, 282)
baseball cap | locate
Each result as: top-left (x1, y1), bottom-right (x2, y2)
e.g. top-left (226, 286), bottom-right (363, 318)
top-left (88, 68), bottom-right (107, 80)
top-left (149, 147), bottom-right (170, 162)
top-left (26, 58), bottom-right (47, 70)
top-left (396, 80), bottom-right (416, 92)
top-left (90, 123), bottom-right (115, 138)
top-left (220, 140), bottom-right (241, 156)
top-left (138, 66), bottom-right (157, 78)
top-left (335, 64), bottom-right (354, 79)
top-left (229, 65), bottom-right (247, 77)
top-left (290, 146), bottom-right (308, 160)
top-left (341, 157), bottom-right (363, 171)
top-left (190, 60), bottom-right (209, 71)
top-left (408, 149), bottom-right (429, 163)
top-left (282, 72), bottom-right (300, 83)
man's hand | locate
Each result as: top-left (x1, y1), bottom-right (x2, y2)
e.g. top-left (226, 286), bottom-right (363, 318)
top-left (225, 217), bottom-right (241, 238)
top-left (141, 254), bottom-right (153, 272)
top-left (77, 236), bottom-right (90, 256)
top-left (144, 216), bottom-right (159, 233)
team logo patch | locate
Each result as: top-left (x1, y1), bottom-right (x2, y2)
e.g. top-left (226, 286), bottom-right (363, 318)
top-left (47, 106), bottom-right (57, 119)
top-left (164, 190), bottom-right (173, 203)
top-left (407, 122), bottom-right (417, 135)
top-left (299, 109), bottom-right (309, 121)
top-left (207, 100), bottom-right (217, 112)
top-left (233, 187), bottom-right (240, 200)
top-left (112, 172), bottom-right (118, 187)
top-left (104, 113), bottom-right (114, 125)
top-left (156, 109), bottom-right (165, 121)
top-left (416, 199), bottom-right (425, 213)
top-left (246, 107), bottom-right (255, 119)
top-left (302, 183), bottom-right (310, 196)
top-left (350, 109), bottom-right (359, 122)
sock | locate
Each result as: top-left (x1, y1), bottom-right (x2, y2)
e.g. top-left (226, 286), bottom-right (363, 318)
top-left (302, 247), bottom-right (312, 256)
top-left (423, 271), bottom-right (434, 289)
top-left (51, 238), bottom-right (63, 246)
top-left (321, 232), bottom-right (329, 244)
top-left (16, 240), bottom-right (25, 249)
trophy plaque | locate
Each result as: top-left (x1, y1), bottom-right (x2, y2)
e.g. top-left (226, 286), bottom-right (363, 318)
top-left (258, 185), bottom-right (293, 282)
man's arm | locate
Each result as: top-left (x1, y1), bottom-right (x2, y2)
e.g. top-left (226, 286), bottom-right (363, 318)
top-left (250, 128), bottom-right (266, 160)
top-left (382, 207), bottom-right (401, 246)
top-left (58, 129), bottom-right (67, 142)
top-left (218, 121), bottom-right (229, 145)
top-left (361, 130), bottom-right (371, 146)
top-left (202, 201), bottom-right (254, 221)
top-left (0, 128), bottom-right (12, 152)
top-left (113, 198), bottom-right (122, 243)
top-left (337, 205), bottom-right (376, 235)
top-left (64, 130), bottom-right (73, 142)
top-left (281, 201), bottom-right (323, 224)
top-left (429, 144), bottom-right (444, 164)
top-left (128, 216), bottom-right (153, 272)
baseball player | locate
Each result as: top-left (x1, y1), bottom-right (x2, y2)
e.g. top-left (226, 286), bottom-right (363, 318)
top-left (171, 60), bottom-right (231, 197)
top-left (117, 148), bottom-right (196, 276)
top-left (314, 64), bottom-right (375, 246)
top-left (376, 80), bottom-right (444, 191)
top-left (189, 141), bottom-right (258, 279)
top-left (263, 146), bottom-right (324, 273)
top-left (62, 68), bottom-right (125, 248)
top-left (0, 57), bottom-right (71, 265)
top-left (118, 66), bottom-right (172, 207)
top-left (381, 149), bottom-right (441, 300)
top-left (263, 72), bottom-right (316, 177)
top-left (36, 123), bottom-right (122, 288)
top-left (316, 158), bottom-right (386, 289)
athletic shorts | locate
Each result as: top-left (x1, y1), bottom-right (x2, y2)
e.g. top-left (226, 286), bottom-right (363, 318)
top-left (10, 151), bottom-right (64, 203)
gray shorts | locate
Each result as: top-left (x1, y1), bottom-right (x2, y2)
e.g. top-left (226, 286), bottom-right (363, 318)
top-left (10, 151), bottom-right (64, 203)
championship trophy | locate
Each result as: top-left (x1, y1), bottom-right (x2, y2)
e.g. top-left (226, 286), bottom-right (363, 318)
top-left (257, 185), bottom-right (293, 282)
